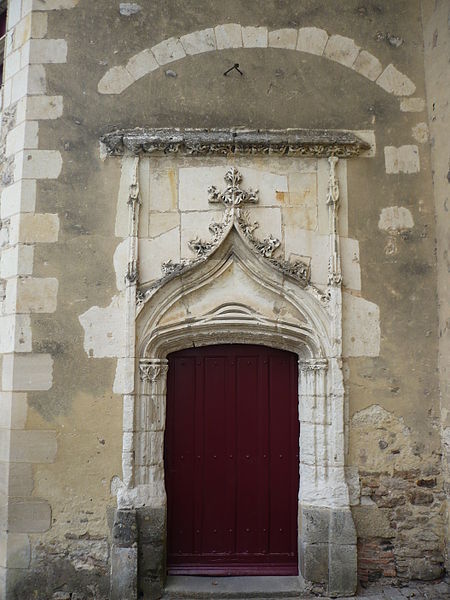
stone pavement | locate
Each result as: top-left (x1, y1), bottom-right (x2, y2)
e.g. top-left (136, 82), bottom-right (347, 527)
top-left (161, 576), bottom-right (450, 600)
top-left (347, 580), bottom-right (450, 599)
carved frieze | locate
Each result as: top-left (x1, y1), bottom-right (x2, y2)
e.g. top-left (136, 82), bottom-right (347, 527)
top-left (101, 128), bottom-right (370, 158)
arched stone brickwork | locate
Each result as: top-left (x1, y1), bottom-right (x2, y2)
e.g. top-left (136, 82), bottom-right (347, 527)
top-left (98, 24), bottom-right (416, 99)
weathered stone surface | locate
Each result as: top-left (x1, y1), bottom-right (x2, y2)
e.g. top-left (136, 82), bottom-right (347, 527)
top-left (98, 66), bottom-right (134, 94)
top-left (400, 97), bottom-right (425, 112)
top-left (384, 145), bottom-right (420, 174)
top-left (242, 26), bottom-right (268, 48)
top-left (268, 28), bottom-right (298, 50)
top-left (151, 37), bottom-right (186, 66)
top-left (324, 34), bottom-right (360, 68)
top-left (377, 63), bottom-right (416, 96)
top-left (101, 128), bottom-right (371, 158)
top-left (300, 541), bottom-right (328, 584)
top-left (352, 50), bottom-right (383, 81)
top-left (296, 27), bottom-right (328, 55)
top-left (329, 543), bottom-right (357, 595)
top-left (126, 49), bottom-right (158, 81)
top-left (180, 28), bottom-right (216, 55)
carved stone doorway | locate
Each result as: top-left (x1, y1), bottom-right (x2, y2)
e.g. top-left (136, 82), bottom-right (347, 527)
top-left (104, 128), bottom-right (370, 600)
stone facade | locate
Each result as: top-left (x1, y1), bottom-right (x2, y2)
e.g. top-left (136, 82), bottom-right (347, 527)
top-left (0, 1), bottom-right (448, 599)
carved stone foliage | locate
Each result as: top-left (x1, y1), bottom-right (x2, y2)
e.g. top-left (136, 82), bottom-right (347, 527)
top-left (101, 128), bottom-right (371, 158)
top-left (138, 168), bottom-right (312, 303)
top-left (139, 358), bottom-right (168, 383)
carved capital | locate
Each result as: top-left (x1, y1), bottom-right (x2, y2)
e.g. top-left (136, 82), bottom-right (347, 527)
top-left (299, 358), bottom-right (328, 372)
top-left (139, 358), bottom-right (168, 383)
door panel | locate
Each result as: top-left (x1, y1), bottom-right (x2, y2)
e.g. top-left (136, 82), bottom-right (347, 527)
top-left (165, 344), bottom-right (299, 575)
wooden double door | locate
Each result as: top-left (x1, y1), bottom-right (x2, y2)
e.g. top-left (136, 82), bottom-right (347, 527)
top-left (164, 344), bottom-right (299, 575)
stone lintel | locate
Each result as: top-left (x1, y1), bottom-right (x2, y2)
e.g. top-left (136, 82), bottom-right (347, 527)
top-left (100, 127), bottom-right (371, 158)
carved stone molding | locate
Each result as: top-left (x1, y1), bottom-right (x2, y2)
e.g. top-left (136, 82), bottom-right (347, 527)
top-left (300, 358), bottom-right (329, 372)
top-left (138, 358), bottom-right (168, 383)
top-left (101, 128), bottom-right (370, 158)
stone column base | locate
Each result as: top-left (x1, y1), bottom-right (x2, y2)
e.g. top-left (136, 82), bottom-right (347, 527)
top-left (110, 509), bottom-right (138, 600)
top-left (137, 506), bottom-right (167, 600)
top-left (299, 505), bottom-right (357, 597)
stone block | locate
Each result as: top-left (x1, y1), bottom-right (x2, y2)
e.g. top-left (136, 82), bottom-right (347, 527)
top-left (6, 121), bottom-right (39, 157)
top-left (329, 509), bottom-right (357, 545)
top-left (4, 463), bottom-right (34, 496)
top-left (0, 533), bottom-right (31, 569)
top-left (242, 26), bottom-right (268, 48)
top-left (126, 49), bottom-right (158, 81)
top-left (148, 212), bottom-right (180, 239)
top-left (11, 67), bottom-right (32, 103)
top-left (98, 65), bottom-right (134, 94)
top-left (0, 180), bottom-right (36, 219)
top-left (215, 24), bottom-right (242, 49)
top-left (20, 94), bottom-right (62, 120)
top-left (4, 49), bottom-right (21, 81)
top-left (14, 149), bottom-right (63, 180)
top-left (352, 505), bottom-right (395, 538)
top-left (110, 546), bottom-right (138, 600)
top-left (111, 509), bottom-right (138, 547)
top-left (268, 28), bottom-right (298, 49)
top-left (329, 543), bottom-right (357, 596)
top-left (377, 63), bottom-right (416, 96)
top-left (324, 35), bottom-right (360, 68)
top-left (0, 245), bottom-right (34, 279)
top-left (139, 542), bottom-right (165, 578)
top-left (0, 314), bottom-right (32, 353)
top-left (7, 499), bottom-right (51, 533)
top-left (151, 37), bottom-right (186, 66)
top-left (352, 50), bottom-right (382, 81)
top-left (378, 206), bottom-right (414, 232)
top-left (12, 15), bottom-right (39, 52)
top-left (297, 27), bottom-right (328, 55)
top-left (300, 422), bottom-right (335, 465)
top-left (7, 0), bottom-right (22, 29)
top-left (299, 464), bottom-right (350, 507)
top-left (342, 292), bottom-right (380, 358)
top-left (2, 353), bottom-right (54, 392)
top-left (9, 429), bottom-right (57, 463)
top-left (139, 577), bottom-right (164, 600)
top-left (299, 541), bottom-right (328, 584)
top-left (384, 145), bottom-right (420, 174)
top-left (15, 277), bottom-right (58, 313)
top-left (113, 357), bottom-right (135, 394)
top-left (400, 97), bottom-right (425, 112)
top-left (9, 213), bottom-right (59, 244)
top-left (27, 38), bottom-right (68, 63)
top-left (26, 64), bottom-right (47, 95)
top-left (299, 505), bottom-right (330, 544)
top-left (180, 28), bottom-right (216, 55)
top-left (2, 77), bottom-right (12, 109)
top-left (31, 12), bottom-right (48, 40)
top-left (31, 0), bottom-right (80, 9)
top-left (412, 122), bottom-right (429, 143)
top-left (0, 392), bottom-right (28, 429)
top-left (139, 228), bottom-right (180, 283)
top-left (137, 506), bottom-right (166, 543)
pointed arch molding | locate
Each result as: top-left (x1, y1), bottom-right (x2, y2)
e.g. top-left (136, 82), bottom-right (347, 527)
top-left (97, 24), bottom-right (417, 101)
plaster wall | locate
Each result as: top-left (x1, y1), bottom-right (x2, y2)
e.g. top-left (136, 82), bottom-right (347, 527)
top-left (422, 0), bottom-right (450, 572)
top-left (0, 1), bottom-right (446, 598)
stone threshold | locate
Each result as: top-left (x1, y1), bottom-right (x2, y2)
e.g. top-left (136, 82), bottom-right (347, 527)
top-left (161, 575), bottom-right (305, 599)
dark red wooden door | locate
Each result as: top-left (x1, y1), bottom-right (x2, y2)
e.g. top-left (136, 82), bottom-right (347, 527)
top-left (164, 344), bottom-right (299, 575)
